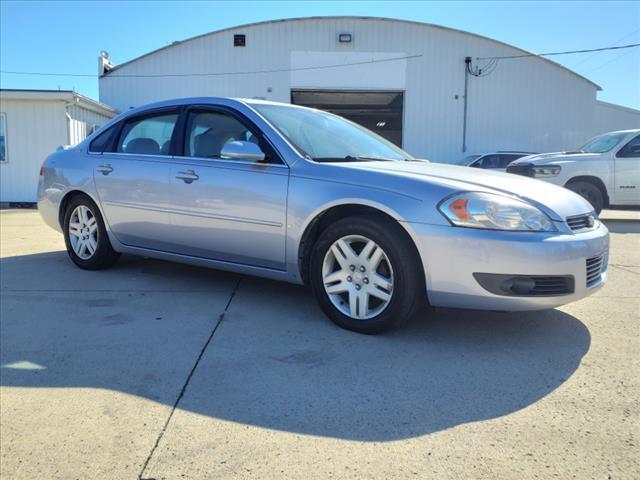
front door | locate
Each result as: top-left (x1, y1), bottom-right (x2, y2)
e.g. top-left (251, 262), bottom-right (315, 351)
top-left (166, 108), bottom-right (289, 269)
top-left (93, 110), bottom-right (179, 250)
top-left (614, 134), bottom-right (640, 204)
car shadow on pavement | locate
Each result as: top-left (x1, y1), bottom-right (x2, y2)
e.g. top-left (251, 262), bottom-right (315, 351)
top-left (1, 251), bottom-right (591, 442)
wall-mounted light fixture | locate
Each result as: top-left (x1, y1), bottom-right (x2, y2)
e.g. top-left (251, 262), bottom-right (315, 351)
top-left (338, 33), bottom-right (352, 43)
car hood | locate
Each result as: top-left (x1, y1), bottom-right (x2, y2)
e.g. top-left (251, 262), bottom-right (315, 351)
top-left (511, 151), bottom-right (601, 164)
top-left (338, 161), bottom-right (593, 221)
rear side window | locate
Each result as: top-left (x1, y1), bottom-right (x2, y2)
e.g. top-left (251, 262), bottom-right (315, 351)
top-left (481, 155), bottom-right (500, 168)
top-left (117, 112), bottom-right (179, 155)
top-left (88, 124), bottom-right (118, 153)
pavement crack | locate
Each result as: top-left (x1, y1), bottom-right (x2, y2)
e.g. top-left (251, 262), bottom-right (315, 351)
top-left (138, 276), bottom-right (243, 480)
top-left (610, 264), bottom-right (639, 276)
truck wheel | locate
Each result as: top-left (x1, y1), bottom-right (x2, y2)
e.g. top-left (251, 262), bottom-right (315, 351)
top-left (567, 181), bottom-right (604, 214)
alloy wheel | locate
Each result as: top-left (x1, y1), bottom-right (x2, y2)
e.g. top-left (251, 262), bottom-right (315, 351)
top-left (68, 205), bottom-right (98, 260)
top-left (322, 235), bottom-right (394, 320)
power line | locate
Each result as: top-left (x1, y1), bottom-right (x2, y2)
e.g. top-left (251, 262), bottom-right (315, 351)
top-left (586, 48), bottom-right (638, 74)
top-left (478, 42), bottom-right (640, 60)
top-left (572, 28), bottom-right (640, 67)
top-left (467, 57), bottom-right (499, 77)
top-left (1, 71), bottom-right (95, 78)
top-left (0, 54), bottom-right (422, 79)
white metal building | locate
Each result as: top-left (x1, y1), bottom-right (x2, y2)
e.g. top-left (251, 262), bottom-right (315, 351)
top-left (0, 89), bottom-right (116, 203)
top-left (98, 16), bottom-right (639, 163)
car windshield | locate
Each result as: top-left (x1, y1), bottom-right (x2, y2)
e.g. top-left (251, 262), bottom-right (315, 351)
top-left (458, 155), bottom-right (481, 165)
top-left (579, 132), bottom-right (630, 153)
top-left (250, 103), bottom-right (413, 162)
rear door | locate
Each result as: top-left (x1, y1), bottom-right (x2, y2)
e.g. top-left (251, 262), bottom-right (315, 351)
top-left (165, 107), bottom-right (289, 269)
top-left (614, 134), bottom-right (640, 204)
top-left (93, 109), bottom-right (179, 250)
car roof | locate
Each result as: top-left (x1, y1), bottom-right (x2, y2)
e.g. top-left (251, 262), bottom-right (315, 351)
top-left (475, 151), bottom-right (537, 156)
top-left (122, 97), bottom-right (307, 113)
top-left (83, 96), bottom-right (321, 146)
top-left (598, 129), bottom-right (640, 135)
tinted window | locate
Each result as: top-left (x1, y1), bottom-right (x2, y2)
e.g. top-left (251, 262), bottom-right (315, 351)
top-left (0, 113), bottom-right (7, 162)
top-left (617, 135), bottom-right (640, 158)
top-left (498, 154), bottom-right (524, 168)
top-left (481, 155), bottom-right (501, 168)
top-left (89, 124), bottom-right (117, 153)
top-left (117, 113), bottom-right (178, 155)
top-left (184, 111), bottom-right (259, 160)
top-left (462, 155), bottom-right (481, 166)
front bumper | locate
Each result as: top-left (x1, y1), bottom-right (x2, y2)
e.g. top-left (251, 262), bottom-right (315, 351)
top-left (407, 221), bottom-right (609, 311)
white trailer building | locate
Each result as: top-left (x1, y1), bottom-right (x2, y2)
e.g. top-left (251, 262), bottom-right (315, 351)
top-left (0, 89), bottom-right (116, 203)
top-left (98, 16), bottom-right (640, 163)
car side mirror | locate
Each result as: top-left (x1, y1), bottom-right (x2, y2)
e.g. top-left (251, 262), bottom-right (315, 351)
top-left (221, 141), bottom-right (266, 162)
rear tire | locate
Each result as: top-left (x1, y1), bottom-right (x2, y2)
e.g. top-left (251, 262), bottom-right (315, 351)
top-left (566, 180), bottom-right (604, 214)
top-left (309, 215), bottom-right (424, 334)
top-left (63, 194), bottom-right (120, 270)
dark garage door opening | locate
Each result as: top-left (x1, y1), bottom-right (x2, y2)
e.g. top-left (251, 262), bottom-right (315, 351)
top-left (291, 90), bottom-right (404, 147)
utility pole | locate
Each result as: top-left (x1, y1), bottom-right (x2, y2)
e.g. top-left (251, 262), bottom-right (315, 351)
top-left (462, 56), bottom-right (471, 153)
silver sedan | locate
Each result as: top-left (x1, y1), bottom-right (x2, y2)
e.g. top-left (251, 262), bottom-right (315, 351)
top-left (38, 98), bottom-right (609, 333)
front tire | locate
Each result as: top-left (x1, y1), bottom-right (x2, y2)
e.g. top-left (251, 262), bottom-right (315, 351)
top-left (309, 215), bottom-right (424, 334)
top-left (63, 194), bottom-right (120, 270)
top-left (566, 180), bottom-right (604, 214)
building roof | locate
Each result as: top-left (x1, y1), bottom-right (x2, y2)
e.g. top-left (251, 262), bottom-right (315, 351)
top-left (101, 16), bottom-right (602, 91)
top-left (0, 89), bottom-right (117, 116)
top-left (596, 100), bottom-right (640, 115)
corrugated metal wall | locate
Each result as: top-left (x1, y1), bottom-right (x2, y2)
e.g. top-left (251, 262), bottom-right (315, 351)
top-left (99, 17), bottom-right (639, 163)
top-left (0, 100), bottom-right (113, 202)
top-left (0, 100), bottom-right (67, 202)
top-left (66, 104), bottom-right (112, 146)
top-left (593, 101), bottom-right (640, 136)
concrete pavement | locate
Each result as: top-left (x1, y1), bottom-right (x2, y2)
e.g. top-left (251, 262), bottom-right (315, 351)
top-left (0, 209), bottom-right (638, 479)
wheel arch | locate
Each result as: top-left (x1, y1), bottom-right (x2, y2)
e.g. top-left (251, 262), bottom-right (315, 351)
top-left (564, 175), bottom-right (610, 208)
top-left (297, 202), bottom-right (426, 293)
top-left (58, 189), bottom-right (103, 229)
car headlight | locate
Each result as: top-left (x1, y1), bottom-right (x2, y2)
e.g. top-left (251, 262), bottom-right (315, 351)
top-left (532, 165), bottom-right (561, 177)
top-left (438, 192), bottom-right (557, 232)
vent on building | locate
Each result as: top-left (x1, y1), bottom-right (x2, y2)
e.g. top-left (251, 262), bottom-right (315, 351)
top-left (234, 34), bottom-right (246, 47)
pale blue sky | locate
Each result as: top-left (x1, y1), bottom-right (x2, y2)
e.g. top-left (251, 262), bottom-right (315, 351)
top-left (1, 1), bottom-right (639, 108)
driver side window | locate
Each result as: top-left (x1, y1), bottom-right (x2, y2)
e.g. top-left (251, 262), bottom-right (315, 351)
top-left (617, 135), bottom-right (640, 158)
top-left (184, 111), bottom-right (258, 160)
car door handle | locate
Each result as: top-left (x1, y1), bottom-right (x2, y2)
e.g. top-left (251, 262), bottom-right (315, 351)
top-left (176, 170), bottom-right (199, 184)
top-left (97, 164), bottom-right (113, 175)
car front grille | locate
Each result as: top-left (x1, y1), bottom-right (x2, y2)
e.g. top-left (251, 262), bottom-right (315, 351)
top-left (567, 213), bottom-right (595, 231)
top-left (586, 254), bottom-right (605, 287)
top-left (505, 163), bottom-right (534, 177)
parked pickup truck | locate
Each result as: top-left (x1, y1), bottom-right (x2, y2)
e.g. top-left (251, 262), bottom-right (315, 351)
top-left (507, 129), bottom-right (640, 213)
